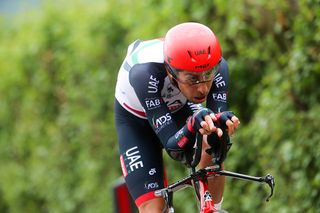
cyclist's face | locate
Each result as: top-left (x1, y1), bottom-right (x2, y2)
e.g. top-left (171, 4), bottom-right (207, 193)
top-left (175, 71), bottom-right (214, 103)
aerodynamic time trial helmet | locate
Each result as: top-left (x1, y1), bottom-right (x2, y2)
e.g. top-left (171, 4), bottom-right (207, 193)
top-left (164, 22), bottom-right (222, 73)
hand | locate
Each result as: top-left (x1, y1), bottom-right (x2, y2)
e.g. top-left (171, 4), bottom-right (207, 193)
top-left (199, 113), bottom-right (223, 137)
top-left (187, 108), bottom-right (223, 137)
top-left (216, 111), bottom-right (240, 136)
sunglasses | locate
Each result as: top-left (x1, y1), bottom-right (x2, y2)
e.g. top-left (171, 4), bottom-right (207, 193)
top-left (165, 61), bottom-right (220, 85)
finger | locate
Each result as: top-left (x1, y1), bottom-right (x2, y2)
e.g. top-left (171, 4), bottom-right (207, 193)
top-left (199, 128), bottom-right (205, 135)
top-left (231, 116), bottom-right (240, 128)
top-left (226, 120), bottom-right (234, 135)
top-left (199, 128), bottom-right (211, 135)
top-left (210, 113), bottom-right (217, 121)
top-left (200, 121), bottom-right (209, 130)
top-left (216, 128), bottom-right (223, 137)
top-left (204, 115), bottom-right (216, 132)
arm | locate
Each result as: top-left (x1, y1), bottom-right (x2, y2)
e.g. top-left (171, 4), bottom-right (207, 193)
top-left (129, 63), bottom-right (216, 162)
top-left (129, 63), bottom-right (193, 161)
top-left (206, 58), bottom-right (240, 162)
top-left (206, 58), bottom-right (229, 113)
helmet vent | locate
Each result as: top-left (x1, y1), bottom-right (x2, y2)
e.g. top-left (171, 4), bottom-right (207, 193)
top-left (187, 50), bottom-right (197, 62)
top-left (207, 46), bottom-right (211, 59)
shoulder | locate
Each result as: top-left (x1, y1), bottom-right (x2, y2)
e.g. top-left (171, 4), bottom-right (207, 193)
top-left (129, 63), bottom-right (167, 88)
top-left (218, 57), bottom-right (229, 73)
top-left (127, 39), bottom-right (164, 66)
top-left (130, 63), bottom-right (165, 78)
top-left (215, 57), bottom-right (229, 79)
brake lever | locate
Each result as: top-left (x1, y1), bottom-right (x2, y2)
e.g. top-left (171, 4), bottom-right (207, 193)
top-left (263, 174), bottom-right (275, 201)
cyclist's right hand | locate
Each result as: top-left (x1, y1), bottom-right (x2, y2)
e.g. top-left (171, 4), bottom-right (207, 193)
top-left (187, 108), bottom-right (223, 137)
top-left (166, 108), bottom-right (222, 164)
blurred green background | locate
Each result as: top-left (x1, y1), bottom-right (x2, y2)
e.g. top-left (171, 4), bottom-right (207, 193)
top-left (0, 0), bottom-right (319, 212)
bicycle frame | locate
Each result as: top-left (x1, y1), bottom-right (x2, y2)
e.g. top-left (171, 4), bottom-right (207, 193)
top-left (155, 133), bottom-right (275, 213)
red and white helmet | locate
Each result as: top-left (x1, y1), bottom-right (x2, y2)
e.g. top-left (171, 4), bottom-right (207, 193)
top-left (164, 22), bottom-right (221, 72)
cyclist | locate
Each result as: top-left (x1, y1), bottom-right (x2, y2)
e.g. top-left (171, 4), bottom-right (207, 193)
top-left (114, 22), bottom-right (240, 212)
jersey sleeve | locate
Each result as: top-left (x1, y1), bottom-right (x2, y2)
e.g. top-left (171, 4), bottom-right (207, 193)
top-left (129, 63), bottom-right (197, 162)
top-left (129, 63), bottom-right (179, 143)
top-left (206, 58), bottom-right (229, 113)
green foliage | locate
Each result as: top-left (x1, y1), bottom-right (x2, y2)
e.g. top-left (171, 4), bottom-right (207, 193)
top-left (0, 0), bottom-right (319, 212)
top-left (0, 1), bottom-right (122, 212)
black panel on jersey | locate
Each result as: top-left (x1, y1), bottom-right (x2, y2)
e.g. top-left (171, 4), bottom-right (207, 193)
top-left (206, 58), bottom-right (229, 113)
top-left (129, 63), bottom-right (181, 147)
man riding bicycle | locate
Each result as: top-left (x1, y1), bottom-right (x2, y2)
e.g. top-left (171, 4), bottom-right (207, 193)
top-left (114, 22), bottom-right (240, 212)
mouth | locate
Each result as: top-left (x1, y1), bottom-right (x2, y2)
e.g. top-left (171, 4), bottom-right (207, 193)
top-left (194, 96), bottom-right (206, 103)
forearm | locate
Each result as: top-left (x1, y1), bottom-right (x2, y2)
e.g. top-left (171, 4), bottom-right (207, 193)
top-left (165, 124), bottom-right (195, 161)
top-left (208, 167), bottom-right (225, 204)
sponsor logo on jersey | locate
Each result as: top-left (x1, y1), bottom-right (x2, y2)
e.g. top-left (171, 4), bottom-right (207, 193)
top-left (144, 182), bottom-right (159, 190)
top-left (121, 146), bottom-right (144, 175)
top-left (177, 136), bottom-right (189, 148)
top-left (148, 75), bottom-right (159, 94)
top-left (152, 113), bottom-right (172, 133)
top-left (212, 92), bottom-right (227, 102)
top-left (175, 129), bottom-right (184, 139)
top-left (214, 72), bottom-right (226, 88)
top-left (145, 97), bottom-right (162, 110)
top-left (149, 168), bottom-right (156, 176)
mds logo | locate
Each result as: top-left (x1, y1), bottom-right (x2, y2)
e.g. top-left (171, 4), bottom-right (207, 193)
top-left (152, 113), bottom-right (172, 131)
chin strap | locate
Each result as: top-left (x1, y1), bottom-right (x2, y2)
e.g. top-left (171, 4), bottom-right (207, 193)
top-left (164, 63), bottom-right (181, 90)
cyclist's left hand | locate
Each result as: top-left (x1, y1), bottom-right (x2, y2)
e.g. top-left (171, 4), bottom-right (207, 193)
top-left (198, 113), bottom-right (223, 137)
top-left (216, 111), bottom-right (240, 136)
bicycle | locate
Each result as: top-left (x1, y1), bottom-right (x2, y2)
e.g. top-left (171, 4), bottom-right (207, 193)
top-left (155, 126), bottom-right (275, 213)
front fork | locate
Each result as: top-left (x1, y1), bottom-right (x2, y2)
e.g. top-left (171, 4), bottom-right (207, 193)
top-left (196, 179), bottom-right (216, 213)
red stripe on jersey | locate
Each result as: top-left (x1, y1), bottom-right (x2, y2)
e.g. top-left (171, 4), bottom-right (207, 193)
top-left (187, 119), bottom-right (195, 133)
top-left (123, 102), bottom-right (147, 118)
top-left (135, 191), bottom-right (157, 207)
top-left (120, 155), bottom-right (128, 177)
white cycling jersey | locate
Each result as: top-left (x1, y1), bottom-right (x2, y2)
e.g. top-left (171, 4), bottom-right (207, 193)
top-left (115, 39), bottom-right (187, 119)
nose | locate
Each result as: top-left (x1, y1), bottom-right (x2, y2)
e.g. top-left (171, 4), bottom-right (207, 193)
top-left (195, 82), bottom-right (209, 95)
